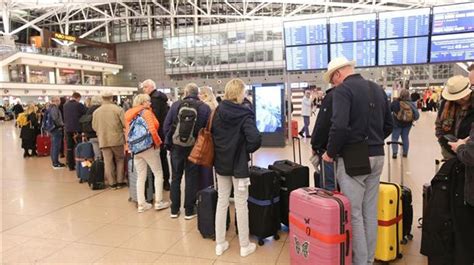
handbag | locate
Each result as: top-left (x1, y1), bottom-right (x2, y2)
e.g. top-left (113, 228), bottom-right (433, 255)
top-left (188, 109), bottom-right (216, 168)
top-left (341, 81), bottom-right (376, 177)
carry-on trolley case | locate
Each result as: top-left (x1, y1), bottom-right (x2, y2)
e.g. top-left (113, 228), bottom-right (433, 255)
top-left (269, 137), bottom-right (309, 227)
top-left (127, 158), bottom-right (154, 203)
top-left (289, 161), bottom-right (352, 265)
top-left (36, 130), bottom-right (51, 156)
top-left (89, 159), bottom-right (105, 190)
top-left (375, 142), bottom-right (406, 262)
top-left (248, 165), bottom-right (281, 245)
top-left (74, 140), bottom-right (95, 183)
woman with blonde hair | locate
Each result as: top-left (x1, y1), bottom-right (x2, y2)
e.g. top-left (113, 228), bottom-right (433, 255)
top-left (212, 78), bottom-right (261, 257)
top-left (125, 94), bottom-right (170, 213)
top-left (199, 86), bottom-right (218, 110)
top-left (20, 104), bottom-right (40, 157)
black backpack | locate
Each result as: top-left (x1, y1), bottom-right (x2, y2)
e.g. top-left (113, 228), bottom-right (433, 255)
top-left (172, 100), bottom-right (202, 147)
top-left (421, 158), bottom-right (464, 260)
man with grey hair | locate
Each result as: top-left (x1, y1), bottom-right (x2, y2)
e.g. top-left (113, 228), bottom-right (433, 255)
top-left (92, 92), bottom-right (126, 189)
top-left (164, 83), bottom-right (211, 219)
top-left (142, 79), bottom-right (171, 191)
top-left (44, 96), bottom-right (66, 169)
top-left (81, 95), bottom-right (102, 160)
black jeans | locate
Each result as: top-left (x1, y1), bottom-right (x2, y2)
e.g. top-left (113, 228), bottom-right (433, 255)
top-left (66, 132), bottom-right (81, 170)
top-left (170, 146), bottom-right (199, 216)
top-left (160, 147), bottom-right (170, 184)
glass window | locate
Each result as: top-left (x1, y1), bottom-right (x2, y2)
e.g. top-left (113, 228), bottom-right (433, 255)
top-left (247, 52), bottom-right (255, 63)
top-left (254, 51), bottom-right (264, 62)
top-left (236, 52), bottom-right (246, 63)
top-left (236, 32), bottom-right (246, 44)
top-left (58, 69), bottom-right (81, 85)
top-left (8, 65), bottom-right (26, 82)
top-left (84, 72), bottom-right (102, 85)
top-left (266, 50), bottom-right (273, 61)
top-left (254, 31), bottom-right (264, 42)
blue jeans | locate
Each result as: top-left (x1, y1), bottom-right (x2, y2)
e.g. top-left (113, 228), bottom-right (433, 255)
top-left (170, 146), bottom-right (199, 216)
top-left (300, 116), bottom-right (310, 136)
top-left (319, 161), bottom-right (336, 191)
top-left (391, 125), bottom-right (412, 156)
top-left (50, 129), bottom-right (63, 165)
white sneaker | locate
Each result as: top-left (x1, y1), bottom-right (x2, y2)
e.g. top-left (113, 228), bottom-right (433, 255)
top-left (137, 203), bottom-right (153, 213)
top-left (154, 200), bottom-right (170, 211)
top-left (216, 241), bottom-right (229, 256)
top-left (240, 243), bottom-right (257, 257)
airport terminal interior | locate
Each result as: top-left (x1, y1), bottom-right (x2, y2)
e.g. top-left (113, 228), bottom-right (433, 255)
top-left (1, 0), bottom-right (474, 264)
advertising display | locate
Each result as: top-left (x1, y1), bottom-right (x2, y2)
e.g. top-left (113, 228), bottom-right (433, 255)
top-left (58, 69), bottom-right (81, 85)
top-left (432, 3), bottom-right (474, 35)
top-left (329, 13), bottom-right (376, 42)
top-left (253, 83), bottom-right (285, 146)
top-left (430, 32), bottom-right (474, 63)
top-left (378, 37), bottom-right (429, 65)
top-left (84, 72), bottom-right (103, 85)
top-left (378, 8), bottom-right (430, 39)
top-left (284, 18), bottom-right (328, 46)
top-left (330, 41), bottom-right (376, 67)
top-left (29, 67), bottom-right (55, 84)
top-left (285, 45), bottom-right (328, 71)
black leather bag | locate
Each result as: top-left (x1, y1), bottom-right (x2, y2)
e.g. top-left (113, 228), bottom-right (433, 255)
top-left (341, 141), bottom-right (371, 177)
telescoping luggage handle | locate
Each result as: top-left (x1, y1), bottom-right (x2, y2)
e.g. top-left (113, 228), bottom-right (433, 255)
top-left (292, 137), bottom-right (302, 164)
top-left (386, 141), bottom-right (404, 185)
top-left (320, 158), bottom-right (338, 192)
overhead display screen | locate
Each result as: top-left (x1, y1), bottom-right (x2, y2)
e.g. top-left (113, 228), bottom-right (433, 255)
top-left (430, 32), bottom-right (474, 63)
top-left (284, 19), bottom-right (328, 46)
top-left (432, 3), bottom-right (474, 34)
top-left (378, 37), bottom-right (429, 65)
top-left (330, 41), bottom-right (376, 67)
top-left (379, 8), bottom-right (430, 38)
top-left (286, 45), bottom-right (329, 71)
top-left (330, 14), bottom-right (376, 42)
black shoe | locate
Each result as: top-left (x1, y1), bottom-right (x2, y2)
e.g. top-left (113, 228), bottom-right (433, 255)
top-left (403, 154), bottom-right (408, 158)
top-left (31, 151), bottom-right (38, 157)
top-left (298, 131), bottom-right (304, 138)
top-left (60, 154), bottom-right (65, 158)
top-left (163, 181), bottom-right (170, 191)
top-left (116, 183), bottom-right (127, 189)
top-left (305, 135), bottom-right (311, 138)
top-left (79, 179), bottom-right (84, 183)
top-left (23, 153), bottom-right (29, 158)
top-left (68, 167), bottom-right (75, 171)
top-left (392, 154), bottom-right (397, 159)
top-left (109, 184), bottom-right (117, 189)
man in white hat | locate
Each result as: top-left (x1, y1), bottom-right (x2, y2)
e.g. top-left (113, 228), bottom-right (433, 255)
top-left (92, 91), bottom-right (126, 189)
top-left (322, 57), bottom-right (393, 265)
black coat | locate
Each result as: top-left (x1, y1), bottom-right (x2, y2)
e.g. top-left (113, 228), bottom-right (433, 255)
top-left (212, 100), bottom-right (261, 178)
top-left (20, 113), bottom-right (39, 149)
top-left (83, 105), bottom-right (100, 139)
top-left (150, 89), bottom-right (169, 140)
top-left (327, 74), bottom-right (393, 158)
top-left (63, 99), bottom-right (86, 133)
top-left (311, 88), bottom-right (333, 154)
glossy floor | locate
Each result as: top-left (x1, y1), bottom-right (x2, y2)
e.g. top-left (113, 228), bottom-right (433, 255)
top-left (1, 112), bottom-right (439, 264)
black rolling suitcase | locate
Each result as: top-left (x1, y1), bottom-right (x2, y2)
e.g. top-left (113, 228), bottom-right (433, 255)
top-left (387, 141), bottom-right (414, 244)
top-left (196, 173), bottom-right (230, 240)
top-left (269, 137), bottom-right (309, 227)
top-left (248, 165), bottom-right (281, 246)
top-left (89, 159), bottom-right (106, 190)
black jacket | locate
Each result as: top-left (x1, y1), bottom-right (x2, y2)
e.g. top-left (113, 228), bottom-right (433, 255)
top-left (12, 103), bottom-right (24, 115)
top-left (327, 74), bottom-right (393, 158)
top-left (311, 88), bottom-right (333, 154)
top-left (63, 99), bottom-right (87, 133)
top-left (150, 89), bottom-right (169, 140)
top-left (212, 100), bottom-right (261, 178)
top-left (83, 105), bottom-right (100, 139)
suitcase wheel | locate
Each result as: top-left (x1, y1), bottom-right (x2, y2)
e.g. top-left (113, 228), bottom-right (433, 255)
top-left (258, 239), bottom-right (265, 246)
top-left (273, 234), bottom-right (280, 241)
top-left (397, 253), bottom-right (403, 259)
top-left (407, 234), bottom-right (414, 241)
top-left (401, 238), bottom-right (408, 245)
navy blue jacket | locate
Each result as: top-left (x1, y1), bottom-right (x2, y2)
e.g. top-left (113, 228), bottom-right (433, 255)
top-left (63, 99), bottom-right (87, 133)
top-left (327, 74), bottom-right (393, 158)
top-left (212, 100), bottom-right (261, 178)
top-left (163, 96), bottom-right (211, 148)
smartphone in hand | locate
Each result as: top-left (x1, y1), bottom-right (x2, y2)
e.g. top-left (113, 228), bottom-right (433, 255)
top-left (443, 134), bottom-right (458, 142)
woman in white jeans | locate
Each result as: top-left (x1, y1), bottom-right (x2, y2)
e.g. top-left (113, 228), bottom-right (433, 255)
top-left (211, 79), bottom-right (262, 257)
top-left (125, 94), bottom-right (170, 213)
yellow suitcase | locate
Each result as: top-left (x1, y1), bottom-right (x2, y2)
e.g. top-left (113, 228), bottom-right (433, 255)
top-left (375, 181), bottom-right (403, 262)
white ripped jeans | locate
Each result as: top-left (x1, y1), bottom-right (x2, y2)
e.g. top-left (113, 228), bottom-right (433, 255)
top-left (215, 174), bottom-right (251, 248)
top-left (133, 147), bottom-right (164, 205)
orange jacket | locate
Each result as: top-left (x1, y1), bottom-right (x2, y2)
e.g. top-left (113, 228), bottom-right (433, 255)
top-left (125, 106), bottom-right (162, 148)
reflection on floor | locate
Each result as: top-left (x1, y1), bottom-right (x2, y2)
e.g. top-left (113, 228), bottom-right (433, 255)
top-left (1, 112), bottom-right (439, 264)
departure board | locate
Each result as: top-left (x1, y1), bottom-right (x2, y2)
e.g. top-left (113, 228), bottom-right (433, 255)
top-left (379, 8), bottom-right (430, 38)
top-left (286, 45), bottom-right (329, 71)
top-left (432, 3), bottom-right (474, 34)
top-left (329, 14), bottom-right (376, 42)
top-left (430, 32), bottom-right (474, 63)
top-left (330, 41), bottom-right (376, 67)
top-left (378, 37), bottom-right (428, 65)
top-left (284, 19), bottom-right (328, 46)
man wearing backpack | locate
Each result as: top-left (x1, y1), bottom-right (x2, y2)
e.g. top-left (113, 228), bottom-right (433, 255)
top-left (390, 89), bottom-right (420, 159)
top-left (44, 97), bottom-right (66, 169)
top-left (163, 83), bottom-right (211, 219)
top-left (142, 79), bottom-right (171, 191)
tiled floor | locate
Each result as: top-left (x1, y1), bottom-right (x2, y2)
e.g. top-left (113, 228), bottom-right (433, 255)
top-left (0, 112), bottom-right (439, 264)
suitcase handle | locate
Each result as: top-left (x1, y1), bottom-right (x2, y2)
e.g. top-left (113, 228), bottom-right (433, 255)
top-left (345, 230), bottom-right (350, 257)
top-left (386, 141), bottom-right (404, 185)
top-left (292, 137), bottom-right (302, 164)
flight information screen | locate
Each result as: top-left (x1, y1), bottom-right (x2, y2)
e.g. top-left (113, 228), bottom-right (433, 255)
top-left (330, 41), bottom-right (376, 67)
top-left (330, 14), bottom-right (376, 42)
top-left (286, 45), bottom-right (329, 71)
top-left (432, 3), bottom-right (474, 34)
top-left (430, 32), bottom-right (474, 63)
top-left (378, 37), bottom-right (429, 65)
top-left (379, 8), bottom-right (430, 38)
top-left (284, 19), bottom-right (328, 46)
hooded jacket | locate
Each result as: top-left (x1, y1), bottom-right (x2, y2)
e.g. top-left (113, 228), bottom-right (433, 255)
top-left (212, 100), bottom-right (261, 178)
top-left (149, 89), bottom-right (169, 140)
top-left (125, 106), bottom-right (162, 148)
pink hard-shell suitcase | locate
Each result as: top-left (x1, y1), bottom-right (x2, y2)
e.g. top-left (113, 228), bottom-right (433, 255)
top-left (289, 172), bottom-right (352, 265)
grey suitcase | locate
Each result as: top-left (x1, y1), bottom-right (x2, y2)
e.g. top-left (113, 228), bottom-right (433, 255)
top-left (128, 158), bottom-right (154, 203)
